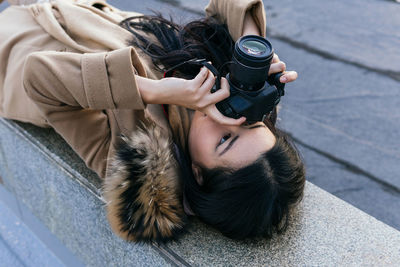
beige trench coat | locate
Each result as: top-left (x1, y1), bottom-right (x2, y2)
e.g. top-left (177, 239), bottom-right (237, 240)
top-left (0, 0), bottom-right (266, 179)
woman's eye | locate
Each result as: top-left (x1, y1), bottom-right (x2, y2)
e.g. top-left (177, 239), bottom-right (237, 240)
top-left (219, 134), bottom-right (231, 146)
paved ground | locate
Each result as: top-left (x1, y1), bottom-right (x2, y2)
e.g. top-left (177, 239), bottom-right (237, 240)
top-left (259, 0), bottom-right (400, 230)
top-left (0, 0), bottom-right (399, 240)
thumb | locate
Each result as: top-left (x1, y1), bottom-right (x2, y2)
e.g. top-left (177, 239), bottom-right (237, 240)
top-left (207, 106), bottom-right (246, 126)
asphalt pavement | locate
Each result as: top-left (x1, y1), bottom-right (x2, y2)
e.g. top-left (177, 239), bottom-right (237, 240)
top-left (0, 0), bottom-right (399, 233)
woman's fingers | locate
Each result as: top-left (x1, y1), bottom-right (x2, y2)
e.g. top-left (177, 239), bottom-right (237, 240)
top-left (269, 54), bottom-right (298, 83)
top-left (206, 77), bottom-right (230, 103)
top-left (207, 87), bottom-right (229, 104)
top-left (206, 106), bottom-right (246, 126)
top-left (204, 78), bottom-right (246, 125)
top-left (199, 76), bottom-right (246, 125)
top-left (271, 53), bottom-right (280, 64)
top-left (198, 69), bottom-right (216, 94)
top-left (279, 71), bottom-right (298, 83)
top-left (268, 61), bottom-right (286, 75)
top-left (192, 67), bottom-right (209, 87)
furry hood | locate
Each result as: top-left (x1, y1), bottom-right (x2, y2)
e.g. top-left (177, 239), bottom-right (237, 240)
top-left (103, 122), bottom-right (186, 242)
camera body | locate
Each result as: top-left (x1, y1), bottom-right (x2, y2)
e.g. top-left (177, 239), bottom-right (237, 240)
top-left (215, 35), bottom-right (285, 124)
top-left (164, 35), bottom-right (285, 123)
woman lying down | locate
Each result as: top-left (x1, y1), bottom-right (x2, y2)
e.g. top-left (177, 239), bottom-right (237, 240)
top-left (0, 0), bottom-right (305, 242)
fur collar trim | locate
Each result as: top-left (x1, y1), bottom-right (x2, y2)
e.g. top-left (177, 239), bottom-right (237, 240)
top-left (103, 122), bottom-right (186, 242)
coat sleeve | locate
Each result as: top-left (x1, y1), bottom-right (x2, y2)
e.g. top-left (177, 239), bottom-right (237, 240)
top-left (205, 0), bottom-right (267, 41)
top-left (23, 47), bottom-right (147, 178)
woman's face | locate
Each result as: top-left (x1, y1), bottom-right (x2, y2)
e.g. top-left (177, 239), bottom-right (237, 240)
top-left (188, 111), bottom-right (276, 170)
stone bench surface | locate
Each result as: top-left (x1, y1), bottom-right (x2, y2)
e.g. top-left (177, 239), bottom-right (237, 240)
top-left (1, 119), bottom-right (400, 266)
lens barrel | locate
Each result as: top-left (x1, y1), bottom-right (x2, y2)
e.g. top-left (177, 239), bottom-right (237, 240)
top-left (230, 35), bottom-right (274, 91)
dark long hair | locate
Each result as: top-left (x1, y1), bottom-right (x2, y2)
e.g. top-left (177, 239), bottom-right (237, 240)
top-left (121, 14), bottom-right (234, 78)
top-left (186, 130), bottom-right (305, 239)
top-left (120, 14), bottom-right (305, 239)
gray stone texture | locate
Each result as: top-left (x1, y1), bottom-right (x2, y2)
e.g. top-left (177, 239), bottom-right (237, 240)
top-left (0, 196), bottom-right (65, 267)
top-left (297, 142), bottom-right (400, 231)
top-left (1, 118), bottom-right (400, 266)
top-left (0, 238), bottom-right (25, 267)
top-left (169, 183), bottom-right (400, 266)
top-left (0, 120), bottom-right (172, 267)
top-left (0, 184), bottom-right (85, 267)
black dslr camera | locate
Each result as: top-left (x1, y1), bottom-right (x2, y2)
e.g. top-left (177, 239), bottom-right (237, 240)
top-left (166, 35), bottom-right (285, 124)
top-left (214, 35), bottom-right (285, 123)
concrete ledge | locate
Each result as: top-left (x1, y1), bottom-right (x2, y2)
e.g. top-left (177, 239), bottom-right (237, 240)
top-left (1, 118), bottom-right (400, 266)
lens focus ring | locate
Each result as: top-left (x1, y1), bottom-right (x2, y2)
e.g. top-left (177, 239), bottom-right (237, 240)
top-left (234, 35), bottom-right (274, 67)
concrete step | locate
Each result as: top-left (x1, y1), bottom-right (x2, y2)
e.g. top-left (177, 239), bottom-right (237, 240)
top-left (1, 118), bottom-right (399, 266)
top-left (0, 119), bottom-right (174, 266)
top-left (0, 185), bottom-right (83, 267)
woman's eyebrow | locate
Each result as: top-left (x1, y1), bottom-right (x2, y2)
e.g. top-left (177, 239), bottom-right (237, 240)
top-left (246, 124), bottom-right (265, 129)
top-left (218, 135), bottom-right (239, 156)
top-left (217, 125), bottom-right (265, 156)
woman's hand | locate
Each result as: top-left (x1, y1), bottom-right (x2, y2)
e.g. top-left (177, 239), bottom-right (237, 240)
top-left (268, 53), bottom-right (298, 84)
top-left (137, 68), bottom-right (246, 125)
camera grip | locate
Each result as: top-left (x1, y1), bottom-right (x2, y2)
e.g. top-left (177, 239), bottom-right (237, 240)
top-left (267, 72), bottom-right (285, 96)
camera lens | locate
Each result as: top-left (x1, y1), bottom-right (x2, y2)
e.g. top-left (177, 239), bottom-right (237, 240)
top-left (230, 35), bottom-right (274, 91)
top-left (235, 36), bottom-right (273, 67)
top-left (242, 40), bottom-right (268, 56)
